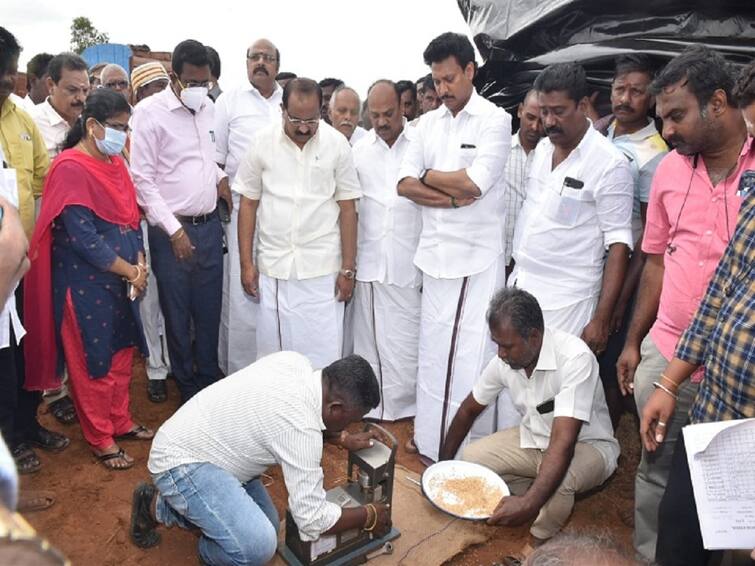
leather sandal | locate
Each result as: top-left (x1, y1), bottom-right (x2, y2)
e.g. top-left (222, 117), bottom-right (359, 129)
top-left (11, 444), bottom-right (41, 475)
top-left (17, 490), bottom-right (56, 512)
top-left (116, 424), bottom-right (155, 441)
top-left (49, 396), bottom-right (77, 425)
top-left (147, 380), bottom-right (167, 403)
top-left (26, 427), bottom-right (70, 452)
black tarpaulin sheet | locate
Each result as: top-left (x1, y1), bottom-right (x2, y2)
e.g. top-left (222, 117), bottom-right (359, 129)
top-left (457, 0), bottom-right (755, 111)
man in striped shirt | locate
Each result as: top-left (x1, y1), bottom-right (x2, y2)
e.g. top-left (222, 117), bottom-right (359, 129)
top-left (130, 352), bottom-right (391, 565)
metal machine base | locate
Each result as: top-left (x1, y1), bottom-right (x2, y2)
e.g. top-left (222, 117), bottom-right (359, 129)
top-left (278, 528), bottom-right (401, 566)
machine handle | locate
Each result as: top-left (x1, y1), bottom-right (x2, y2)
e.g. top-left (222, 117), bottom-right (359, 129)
top-left (362, 423), bottom-right (398, 461)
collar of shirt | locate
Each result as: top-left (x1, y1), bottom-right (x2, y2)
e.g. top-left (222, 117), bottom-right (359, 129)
top-left (279, 120), bottom-right (323, 152)
top-left (244, 81), bottom-right (283, 100)
top-left (365, 119), bottom-right (410, 149)
top-left (607, 118), bottom-right (659, 143)
top-left (533, 330), bottom-right (558, 373)
top-left (313, 370), bottom-right (327, 431)
top-left (163, 85), bottom-right (206, 114)
top-left (0, 97), bottom-right (14, 119)
top-left (436, 89), bottom-right (488, 119)
top-left (40, 97), bottom-right (68, 128)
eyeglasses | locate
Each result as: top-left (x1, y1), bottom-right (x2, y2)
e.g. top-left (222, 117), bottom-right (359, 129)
top-left (97, 119), bottom-right (130, 133)
top-left (285, 114), bottom-right (319, 128)
top-left (178, 78), bottom-right (210, 89)
top-left (247, 52), bottom-right (278, 64)
top-left (103, 80), bottom-right (129, 90)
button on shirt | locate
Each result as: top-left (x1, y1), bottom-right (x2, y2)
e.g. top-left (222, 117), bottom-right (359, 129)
top-left (502, 131), bottom-right (535, 265)
top-left (607, 119), bottom-right (668, 241)
top-left (233, 121), bottom-right (361, 280)
top-left (353, 125), bottom-right (421, 288)
top-left (643, 140), bottom-right (750, 370)
top-left (472, 328), bottom-right (619, 471)
top-left (512, 125), bottom-right (634, 309)
top-left (130, 88), bottom-right (227, 236)
top-left (213, 83), bottom-right (283, 182)
top-left (397, 91), bottom-right (511, 279)
top-left (148, 351), bottom-right (342, 541)
top-left (30, 98), bottom-right (70, 159)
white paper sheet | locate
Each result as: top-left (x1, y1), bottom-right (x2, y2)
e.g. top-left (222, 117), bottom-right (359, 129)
top-left (683, 419), bottom-right (755, 550)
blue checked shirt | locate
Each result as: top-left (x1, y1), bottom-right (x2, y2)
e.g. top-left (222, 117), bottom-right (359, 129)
top-left (675, 174), bottom-right (755, 424)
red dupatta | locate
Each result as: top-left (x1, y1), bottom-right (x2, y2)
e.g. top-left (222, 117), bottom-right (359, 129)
top-left (23, 149), bottom-right (140, 391)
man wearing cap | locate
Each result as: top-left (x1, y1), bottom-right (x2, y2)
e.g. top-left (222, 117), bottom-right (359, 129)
top-left (131, 62), bottom-right (169, 106)
top-left (129, 60), bottom-right (172, 401)
top-left (213, 38), bottom-right (283, 375)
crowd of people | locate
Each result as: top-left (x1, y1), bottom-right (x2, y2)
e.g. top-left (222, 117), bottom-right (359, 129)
top-left (0, 22), bottom-right (753, 566)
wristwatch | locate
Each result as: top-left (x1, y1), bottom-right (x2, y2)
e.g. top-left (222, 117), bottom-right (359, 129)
top-left (340, 268), bottom-right (357, 280)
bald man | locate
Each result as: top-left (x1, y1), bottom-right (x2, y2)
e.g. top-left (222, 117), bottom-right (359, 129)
top-left (100, 64), bottom-right (131, 102)
top-left (329, 86), bottom-right (367, 146)
top-left (351, 81), bottom-right (422, 420)
top-left (214, 38), bottom-right (283, 376)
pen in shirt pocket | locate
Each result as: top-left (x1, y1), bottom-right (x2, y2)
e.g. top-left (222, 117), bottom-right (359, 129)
top-left (560, 176), bottom-right (584, 195)
top-left (460, 143), bottom-right (476, 149)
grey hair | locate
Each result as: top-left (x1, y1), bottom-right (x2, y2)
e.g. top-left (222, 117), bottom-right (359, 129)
top-left (486, 287), bottom-right (544, 337)
top-left (100, 63), bottom-right (129, 85)
top-left (329, 85), bottom-right (361, 112)
top-left (525, 532), bottom-right (649, 566)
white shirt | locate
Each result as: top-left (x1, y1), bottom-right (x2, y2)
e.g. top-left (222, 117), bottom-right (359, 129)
top-left (349, 125), bottom-right (368, 146)
top-left (502, 132), bottom-right (535, 265)
top-left (353, 125), bottom-right (421, 288)
top-left (397, 90), bottom-right (511, 279)
top-left (0, 144), bottom-right (24, 349)
top-left (30, 98), bottom-right (70, 159)
top-left (213, 83), bottom-right (283, 182)
top-left (473, 328), bottom-right (619, 471)
top-left (233, 121), bottom-right (362, 280)
top-left (512, 125), bottom-right (634, 309)
top-left (9, 93), bottom-right (34, 115)
top-left (148, 351), bottom-right (342, 541)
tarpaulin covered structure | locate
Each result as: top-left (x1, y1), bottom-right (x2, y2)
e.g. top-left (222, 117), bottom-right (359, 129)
top-left (458, 0), bottom-right (755, 112)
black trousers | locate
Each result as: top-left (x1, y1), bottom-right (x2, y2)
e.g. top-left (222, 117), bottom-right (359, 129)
top-left (655, 431), bottom-right (710, 566)
top-left (0, 287), bottom-right (42, 448)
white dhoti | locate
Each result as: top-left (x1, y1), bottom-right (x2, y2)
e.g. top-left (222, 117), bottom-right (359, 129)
top-left (218, 196), bottom-right (259, 375)
top-left (541, 297), bottom-right (597, 337)
top-left (352, 281), bottom-right (421, 421)
top-left (139, 220), bottom-right (170, 380)
top-left (415, 259), bottom-right (519, 462)
top-left (257, 273), bottom-right (344, 370)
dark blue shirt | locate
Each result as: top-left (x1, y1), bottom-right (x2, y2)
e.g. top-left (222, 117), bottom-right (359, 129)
top-left (52, 205), bottom-right (147, 378)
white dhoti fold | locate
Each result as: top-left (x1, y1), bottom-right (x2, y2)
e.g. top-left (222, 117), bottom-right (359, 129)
top-left (218, 196), bottom-right (259, 375)
top-left (415, 259), bottom-right (519, 462)
top-left (352, 281), bottom-right (421, 421)
top-left (257, 272), bottom-right (344, 370)
top-left (139, 220), bottom-right (170, 380)
top-left (541, 297), bottom-right (598, 337)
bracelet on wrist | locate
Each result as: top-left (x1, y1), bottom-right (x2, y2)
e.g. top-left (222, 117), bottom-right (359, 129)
top-left (170, 227), bottom-right (185, 242)
top-left (126, 264), bottom-right (142, 284)
top-left (363, 504), bottom-right (378, 532)
top-left (652, 381), bottom-right (679, 401)
top-left (659, 373), bottom-right (679, 391)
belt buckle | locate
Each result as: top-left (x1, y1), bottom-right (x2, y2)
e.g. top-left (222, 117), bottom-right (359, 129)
top-left (192, 215), bottom-right (201, 226)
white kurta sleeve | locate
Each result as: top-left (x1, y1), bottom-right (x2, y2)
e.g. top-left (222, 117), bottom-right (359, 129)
top-left (466, 109), bottom-right (512, 196)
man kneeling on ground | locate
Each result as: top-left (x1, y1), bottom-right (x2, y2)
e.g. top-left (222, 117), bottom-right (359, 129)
top-left (130, 352), bottom-right (390, 565)
top-left (439, 288), bottom-right (619, 560)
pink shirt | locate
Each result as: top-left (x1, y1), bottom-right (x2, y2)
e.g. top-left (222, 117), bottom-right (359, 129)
top-left (642, 138), bottom-right (752, 377)
top-left (130, 88), bottom-right (226, 236)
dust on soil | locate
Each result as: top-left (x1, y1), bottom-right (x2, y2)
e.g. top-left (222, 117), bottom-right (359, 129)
top-left (21, 358), bottom-right (639, 565)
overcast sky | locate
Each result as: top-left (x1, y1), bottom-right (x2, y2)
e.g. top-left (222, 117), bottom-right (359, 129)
top-left (6, 0), bottom-right (477, 97)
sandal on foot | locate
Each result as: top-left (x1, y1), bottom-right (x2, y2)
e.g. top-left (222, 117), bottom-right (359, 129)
top-left (26, 427), bottom-right (70, 452)
top-left (11, 444), bottom-right (41, 475)
top-left (147, 380), bottom-right (167, 403)
top-left (405, 437), bottom-right (418, 454)
top-left (49, 397), bottom-right (77, 425)
top-left (96, 448), bottom-right (134, 470)
top-left (117, 424), bottom-right (155, 441)
top-left (130, 482), bottom-right (161, 548)
top-left (17, 490), bottom-right (56, 512)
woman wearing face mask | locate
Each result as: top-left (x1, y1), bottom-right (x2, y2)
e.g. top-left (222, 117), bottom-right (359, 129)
top-left (24, 88), bottom-right (152, 471)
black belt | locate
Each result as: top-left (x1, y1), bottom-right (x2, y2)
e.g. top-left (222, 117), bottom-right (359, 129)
top-left (177, 209), bottom-right (217, 225)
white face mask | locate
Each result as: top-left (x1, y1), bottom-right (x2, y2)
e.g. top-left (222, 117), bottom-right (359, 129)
top-left (180, 86), bottom-right (208, 112)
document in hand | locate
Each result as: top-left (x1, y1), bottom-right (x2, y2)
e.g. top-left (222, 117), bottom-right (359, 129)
top-left (683, 418), bottom-right (755, 550)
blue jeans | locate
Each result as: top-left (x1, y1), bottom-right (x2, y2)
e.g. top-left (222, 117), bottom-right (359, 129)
top-left (149, 215), bottom-right (223, 403)
top-left (153, 463), bottom-right (279, 566)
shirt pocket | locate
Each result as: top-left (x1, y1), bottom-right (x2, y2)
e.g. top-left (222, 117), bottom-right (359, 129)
top-left (543, 185), bottom-right (587, 227)
top-left (309, 163), bottom-right (334, 196)
top-left (458, 146), bottom-right (477, 169)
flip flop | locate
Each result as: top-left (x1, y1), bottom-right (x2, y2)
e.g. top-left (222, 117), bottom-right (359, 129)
top-left (49, 397), bottom-right (77, 425)
top-left (116, 424), bottom-right (154, 441)
top-left (96, 448), bottom-right (134, 471)
top-left (17, 490), bottom-right (56, 512)
top-left (11, 444), bottom-right (41, 475)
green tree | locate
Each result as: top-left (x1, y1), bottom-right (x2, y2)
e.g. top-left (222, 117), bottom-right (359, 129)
top-left (70, 17), bottom-right (109, 54)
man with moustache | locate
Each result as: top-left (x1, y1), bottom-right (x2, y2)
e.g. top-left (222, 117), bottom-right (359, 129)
top-left (616, 45), bottom-right (749, 563)
top-left (351, 80), bottom-right (422, 421)
top-left (419, 74), bottom-right (441, 115)
top-left (131, 39), bottom-right (230, 404)
top-left (214, 38), bottom-right (283, 377)
top-left (510, 63), bottom-right (634, 355)
top-left (100, 64), bottom-right (131, 103)
top-left (502, 89), bottom-right (543, 277)
top-left (329, 85), bottom-right (368, 146)
top-left (234, 78), bottom-right (360, 369)
top-left (30, 51), bottom-right (90, 425)
top-left (318, 77), bottom-right (343, 123)
top-left (396, 80), bottom-right (419, 121)
top-left (398, 32), bottom-right (515, 461)
top-left (31, 53), bottom-right (89, 160)
top-left (596, 54), bottom-right (668, 427)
